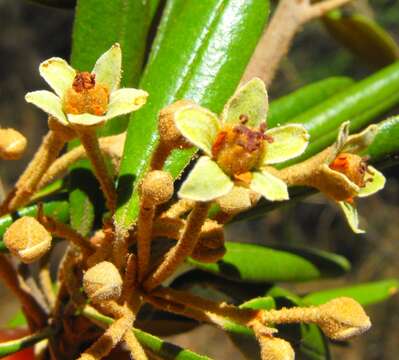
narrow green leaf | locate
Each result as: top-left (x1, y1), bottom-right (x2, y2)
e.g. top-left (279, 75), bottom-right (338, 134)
top-left (83, 306), bottom-right (212, 360)
top-left (303, 279), bottom-right (399, 307)
top-left (365, 115), bottom-right (399, 161)
top-left (267, 77), bottom-right (354, 128)
top-left (323, 11), bottom-right (399, 69)
top-left (69, 0), bottom-right (152, 234)
top-left (115, 0), bottom-right (270, 234)
top-left (0, 197), bottom-right (69, 241)
top-left (239, 296), bottom-right (275, 310)
top-left (0, 327), bottom-right (52, 357)
top-left (280, 61), bottom-right (399, 167)
top-left (188, 242), bottom-right (349, 283)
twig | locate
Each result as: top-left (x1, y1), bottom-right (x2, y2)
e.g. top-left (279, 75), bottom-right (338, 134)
top-left (242, 0), bottom-right (352, 86)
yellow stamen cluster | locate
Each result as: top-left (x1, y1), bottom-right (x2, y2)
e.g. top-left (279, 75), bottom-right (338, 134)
top-left (63, 72), bottom-right (109, 116)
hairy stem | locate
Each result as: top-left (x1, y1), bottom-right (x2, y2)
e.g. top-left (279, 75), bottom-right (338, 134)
top-left (143, 202), bottom-right (211, 291)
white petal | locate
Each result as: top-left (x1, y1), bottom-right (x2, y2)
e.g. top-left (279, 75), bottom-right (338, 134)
top-left (67, 113), bottom-right (106, 127)
top-left (326, 121), bottom-right (351, 164)
top-left (221, 78), bottom-right (268, 128)
top-left (105, 88), bottom-right (148, 120)
top-left (39, 57), bottom-right (76, 98)
top-left (178, 156), bottom-right (233, 201)
top-left (263, 124), bottom-right (309, 165)
top-left (339, 201), bottom-right (365, 234)
top-left (92, 43), bottom-right (122, 92)
top-left (174, 105), bottom-right (221, 156)
top-left (358, 166), bottom-right (386, 198)
top-left (342, 124), bottom-right (379, 154)
top-left (25, 91), bottom-right (67, 125)
top-left (250, 171), bottom-right (289, 201)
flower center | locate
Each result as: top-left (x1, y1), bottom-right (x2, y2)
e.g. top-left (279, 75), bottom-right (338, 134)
top-left (63, 72), bottom-right (109, 116)
top-left (329, 153), bottom-right (373, 188)
top-left (211, 119), bottom-right (272, 184)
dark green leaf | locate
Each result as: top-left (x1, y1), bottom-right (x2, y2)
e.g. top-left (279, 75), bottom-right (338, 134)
top-left (298, 324), bottom-right (331, 360)
top-left (115, 0), bottom-right (270, 233)
top-left (303, 279), bottom-right (399, 307)
top-left (323, 10), bottom-right (399, 69)
top-left (268, 77), bottom-right (354, 128)
top-left (187, 242), bottom-right (349, 283)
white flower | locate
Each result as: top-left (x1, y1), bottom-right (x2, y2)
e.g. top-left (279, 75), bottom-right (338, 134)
top-left (173, 78), bottom-right (310, 203)
top-left (25, 43), bottom-right (148, 127)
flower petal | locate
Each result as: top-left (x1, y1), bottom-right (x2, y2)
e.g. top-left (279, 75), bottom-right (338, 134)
top-left (338, 201), bottom-right (365, 234)
top-left (326, 121), bottom-right (350, 164)
top-left (39, 57), bottom-right (76, 98)
top-left (178, 156), bottom-right (233, 201)
top-left (92, 43), bottom-right (122, 92)
top-left (262, 124), bottom-right (309, 165)
top-left (250, 170), bottom-right (289, 201)
top-left (105, 88), bottom-right (148, 119)
top-left (316, 164), bottom-right (359, 201)
top-left (358, 166), bottom-right (386, 198)
top-left (221, 78), bottom-right (268, 128)
top-left (25, 91), bottom-right (68, 125)
top-left (174, 105), bottom-right (220, 156)
top-left (342, 124), bottom-right (379, 154)
top-left (67, 113), bottom-right (106, 127)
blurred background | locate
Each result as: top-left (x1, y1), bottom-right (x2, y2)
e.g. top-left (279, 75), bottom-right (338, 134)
top-left (0, 0), bottom-right (398, 359)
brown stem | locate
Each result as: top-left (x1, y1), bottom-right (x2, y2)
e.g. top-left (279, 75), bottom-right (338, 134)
top-left (1, 130), bottom-right (66, 214)
top-left (242, 0), bottom-right (352, 86)
top-left (77, 129), bottom-right (117, 212)
top-left (37, 133), bottom-right (125, 191)
top-left (39, 256), bottom-right (55, 309)
top-left (39, 215), bottom-right (93, 255)
top-left (143, 202), bottom-right (211, 291)
top-left (0, 254), bottom-right (47, 329)
top-left (150, 141), bottom-right (172, 171)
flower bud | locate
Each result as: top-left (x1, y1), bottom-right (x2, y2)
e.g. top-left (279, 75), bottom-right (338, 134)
top-left (83, 261), bottom-right (122, 303)
top-left (217, 186), bottom-right (252, 214)
top-left (318, 297), bottom-right (371, 340)
top-left (141, 170), bottom-right (174, 205)
top-left (0, 128), bottom-right (27, 160)
top-left (3, 217), bottom-right (52, 263)
top-left (259, 336), bottom-right (295, 360)
top-left (158, 100), bottom-right (194, 149)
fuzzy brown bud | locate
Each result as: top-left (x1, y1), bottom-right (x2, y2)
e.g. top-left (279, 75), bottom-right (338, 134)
top-left (0, 128), bottom-right (27, 160)
top-left (318, 297), bottom-right (371, 340)
top-left (259, 336), bottom-right (295, 360)
top-left (158, 100), bottom-right (194, 149)
top-left (83, 261), bottom-right (123, 303)
top-left (217, 186), bottom-right (253, 214)
top-left (141, 170), bottom-right (174, 205)
top-left (3, 216), bottom-right (52, 263)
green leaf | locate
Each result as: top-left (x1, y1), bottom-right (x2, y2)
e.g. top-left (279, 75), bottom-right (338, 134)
top-left (323, 11), bottom-right (399, 69)
top-left (7, 311), bottom-right (27, 329)
top-left (267, 77), bottom-right (354, 128)
top-left (0, 197), bottom-right (69, 241)
top-left (239, 296), bottom-right (275, 310)
top-left (303, 279), bottom-right (399, 307)
top-left (83, 306), bottom-right (212, 360)
top-left (115, 0), bottom-right (270, 234)
top-left (276, 61), bottom-right (399, 167)
top-left (365, 115), bottom-right (399, 162)
top-left (187, 242), bottom-right (349, 283)
top-left (68, 0), bottom-right (152, 234)
top-left (0, 327), bottom-right (52, 357)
